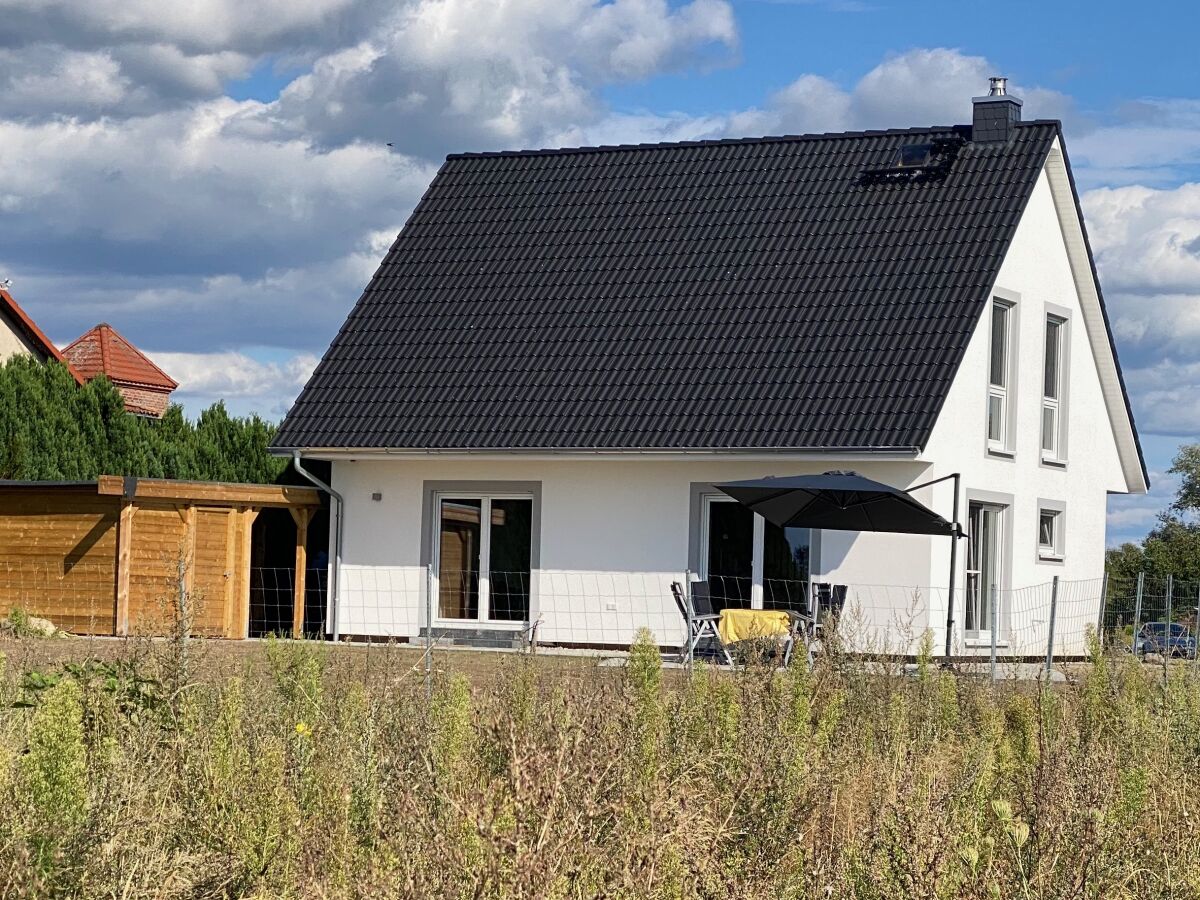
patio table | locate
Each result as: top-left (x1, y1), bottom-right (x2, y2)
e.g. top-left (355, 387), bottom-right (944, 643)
top-left (718, 608), bottom-right (791, 645)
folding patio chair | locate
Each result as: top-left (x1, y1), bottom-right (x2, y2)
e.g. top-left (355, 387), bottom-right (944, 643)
top-left (780, 608), bottom-right (819, 669)
top-left (671, 580), bottom-right (734, 666)
top-left (811, 583), bottom-right (848, 648)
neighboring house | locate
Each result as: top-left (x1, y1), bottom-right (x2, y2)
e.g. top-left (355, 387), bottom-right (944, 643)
top-left (61, 323), bottom-right (178, 417)
top-left (273, 81), bottom-right (1147, 657)
top-left (0, 287), bottom-right (82, 380)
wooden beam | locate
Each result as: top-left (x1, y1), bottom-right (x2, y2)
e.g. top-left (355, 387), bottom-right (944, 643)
top-left (114, 501), bottom-right (135, 635)
top-left (291, 507), bottom-right (310, 638)
top-left (96, 475), bottom-right (319, 509)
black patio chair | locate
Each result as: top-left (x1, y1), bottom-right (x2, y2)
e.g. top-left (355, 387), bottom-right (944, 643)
top-left (671, 580), bottom-right (734, 666)
top-left (811, 583), bottom-right (848, 643)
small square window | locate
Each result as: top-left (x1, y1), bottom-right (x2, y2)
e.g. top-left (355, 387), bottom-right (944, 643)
top-left (1038, 508), bottom-right (1063, 560)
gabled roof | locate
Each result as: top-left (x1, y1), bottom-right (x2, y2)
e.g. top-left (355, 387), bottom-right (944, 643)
top-left (0, 289), bottom-right (84, 383)
top-left (273, 121), bottom-right (1131, 459)
top-left (61, 323), bottom-right (177, 390)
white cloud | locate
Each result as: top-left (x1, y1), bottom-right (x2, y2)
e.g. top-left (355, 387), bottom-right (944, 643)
top-left (147, 349), bottom-right (320, 417)
top-left (0, 99), bottom-right (436, 275)
top-left (1082, 182), bottom-right (1200, 368)
top-left (715, 48), bottom-right (1072, 139)
top-left (1120, 360), bottom-right (1200, 436)
top-left (259, 0), bottom-right (738, 153)
top-left (0, 0), bottom-right (375, 54)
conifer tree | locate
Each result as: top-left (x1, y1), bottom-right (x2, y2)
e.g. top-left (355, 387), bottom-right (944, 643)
top-left (0, 356), bottom-right (286, 483)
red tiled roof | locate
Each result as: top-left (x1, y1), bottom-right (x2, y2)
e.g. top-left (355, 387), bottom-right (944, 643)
top-left (0, 288), bottom-right (85, 383)
top-left (61, 323), bottom-right (178, 390)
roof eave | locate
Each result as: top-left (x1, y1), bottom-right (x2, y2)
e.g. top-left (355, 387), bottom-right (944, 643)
top-left (273, 445), bottom-right (924, 460)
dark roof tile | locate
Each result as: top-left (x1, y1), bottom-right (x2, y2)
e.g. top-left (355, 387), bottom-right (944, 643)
top-left (276, 124), bottom-right (1061, 451)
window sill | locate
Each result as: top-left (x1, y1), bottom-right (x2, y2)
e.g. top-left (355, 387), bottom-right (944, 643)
top-left (433, 620), bottom-right (527, 631)
top-left (965, 638), bottom-right (1010, 649)
top-left (1041, 456), bottom-right (1067, 468)
top-left (1038, 553), bottom-right (1065, 564)
top-left (986, 446), bottom-right (1015, 460)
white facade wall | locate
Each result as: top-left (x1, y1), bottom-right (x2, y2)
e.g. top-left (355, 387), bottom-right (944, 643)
top-left (921, 156), bottom-right (1130, 656)
top-left (317, 155), bottom-right (1138, 657)
top-left (0, 308), bottom-right (43, 363)
top-left (329, 456), bottom-right (934, 649)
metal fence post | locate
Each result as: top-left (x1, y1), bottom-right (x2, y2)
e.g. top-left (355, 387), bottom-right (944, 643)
top-left (1194, 581), bottom-right (1200, 672)
top-left (1097, 571), bottom-right (1110, 648)
top-left (1131, 572), bottom-right (1144, 656)
top-left (424, 562), bottom-right (433, 700)
top-left (683, 569), bottom-right (694, 667)
top-left (1045, 576), bottom-right (1059, 678)
top-left (1165, 574), bottom-right (1174, 681)
top-left (990, 584), bottom-right (998, 683)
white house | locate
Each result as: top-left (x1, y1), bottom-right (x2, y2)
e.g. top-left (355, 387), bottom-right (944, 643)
top-left (0, 287), bottom-right (75, 371)
top-left (273, 81), bottom-right (1147, 658)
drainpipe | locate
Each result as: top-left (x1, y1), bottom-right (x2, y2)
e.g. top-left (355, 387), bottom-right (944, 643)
top-left (291, 451), bottom-right (344, 641)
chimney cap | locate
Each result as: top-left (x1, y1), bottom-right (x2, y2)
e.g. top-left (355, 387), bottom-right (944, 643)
top-left (973, 75), bottom-right (1023, 107)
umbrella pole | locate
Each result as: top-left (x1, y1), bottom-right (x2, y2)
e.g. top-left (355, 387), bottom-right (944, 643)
top-left (944, 473), bottom-right (960, 660)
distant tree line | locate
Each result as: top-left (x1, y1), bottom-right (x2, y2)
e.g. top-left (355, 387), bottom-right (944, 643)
top-left (1107, 444), bottom-right (1200, 586)
top-left (0, 355), bottom-right (286, 483)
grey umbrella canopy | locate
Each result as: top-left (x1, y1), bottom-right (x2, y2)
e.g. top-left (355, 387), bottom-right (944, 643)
top-left (716, 471), bottom-right (962, 537)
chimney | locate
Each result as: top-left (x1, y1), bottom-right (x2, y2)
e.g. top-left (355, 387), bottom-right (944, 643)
top-left (972, 76), bottom-right (1022, 143)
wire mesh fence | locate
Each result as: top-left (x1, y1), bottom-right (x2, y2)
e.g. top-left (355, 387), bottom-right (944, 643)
top-left (1102, 574), bottom-right (1200, 662)
top-left (2, 552), bottom-right (1195, 678)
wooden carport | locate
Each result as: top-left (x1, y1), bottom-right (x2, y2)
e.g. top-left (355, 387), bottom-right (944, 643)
top-left (0, 476), bottom-right (321, 638)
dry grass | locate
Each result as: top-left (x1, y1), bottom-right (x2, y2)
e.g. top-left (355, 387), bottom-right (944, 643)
top-left (1, 630), bottom-right (1199, 898)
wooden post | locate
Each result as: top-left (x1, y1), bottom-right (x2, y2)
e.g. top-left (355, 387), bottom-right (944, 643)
top-left (114, 501), bottom-right (135, 636)
top-left (235, 508), bottom-right (259, 640)
top-left (289, 507), bottom-right (310, 638)
top-left (182, 505), bottom-right (196, 599)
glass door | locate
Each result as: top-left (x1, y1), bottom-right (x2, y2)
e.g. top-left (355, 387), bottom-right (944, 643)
top-left (703, 498), bottom-right (754, 610)
top-left (701, 497), bottom-right (813, 612)
top-left (965, 501), bottom-right (1004, 639)
top-left (436, 495), bottom-right (532, 623)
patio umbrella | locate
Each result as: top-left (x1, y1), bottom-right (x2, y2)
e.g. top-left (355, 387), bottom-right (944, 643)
top-left (715, 471), bottom-right (963, 537)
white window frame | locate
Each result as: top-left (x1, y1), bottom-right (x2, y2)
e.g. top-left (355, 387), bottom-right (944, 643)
top-left (1041, 307), bottom-right (1071, 465)
top-left (698, 495), bottom-right (815, 610)
top-left (431, 490), bottom-right (534, 626)
top-left (986, 296), bottom-right (1018, 456)
top-left (1037, 499), bottom-right (1066, 563)
top-left (963, 491), bottom-right (1013, 646)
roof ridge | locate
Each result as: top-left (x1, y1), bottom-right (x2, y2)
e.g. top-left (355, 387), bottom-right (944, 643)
top-left (98, 324), bottom-right (110, 375)
top-left (445, 121), bottom-right (1060, 161)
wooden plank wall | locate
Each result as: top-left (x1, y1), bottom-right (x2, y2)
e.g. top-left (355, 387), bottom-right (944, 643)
top-left (1, 486), bottom-right (301, 639)
top-left (125, 503), bottom-right (244, 638)
top-left (0, 493), bottom-right (119, 633)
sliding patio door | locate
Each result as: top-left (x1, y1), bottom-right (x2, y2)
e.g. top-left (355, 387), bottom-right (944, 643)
top-left (701, 497), bottom-right (812, 612)
top-left (436, 494), bottom-right (532, 623)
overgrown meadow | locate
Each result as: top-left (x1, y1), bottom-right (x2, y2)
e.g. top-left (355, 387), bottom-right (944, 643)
top-left (1, 631), bottom-right (1198, 899)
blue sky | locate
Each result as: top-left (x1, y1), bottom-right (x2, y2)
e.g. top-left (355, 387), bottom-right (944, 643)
top-left (0, 0), bottom-right (1196, 546)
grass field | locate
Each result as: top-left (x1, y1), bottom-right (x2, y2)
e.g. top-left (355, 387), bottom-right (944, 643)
top-left (1, 630), bottom-right (1199, 898)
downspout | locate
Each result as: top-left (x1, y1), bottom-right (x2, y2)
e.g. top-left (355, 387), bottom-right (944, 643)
top-left (292, 451), bottom-right (344, 641)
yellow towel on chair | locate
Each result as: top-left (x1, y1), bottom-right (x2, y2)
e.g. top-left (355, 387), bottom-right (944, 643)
top-left (718, 609), bottom-right (791, 645)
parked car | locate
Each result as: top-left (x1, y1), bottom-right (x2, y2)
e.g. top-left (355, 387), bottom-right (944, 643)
top-left (1134, 622), bottom-right (1197, 659)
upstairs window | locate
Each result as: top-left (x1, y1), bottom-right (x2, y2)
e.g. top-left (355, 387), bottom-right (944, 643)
top-left (987, 299), bottom-right (1016, 453)
top-left (1041, 315), bottom-right (1068, 462)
